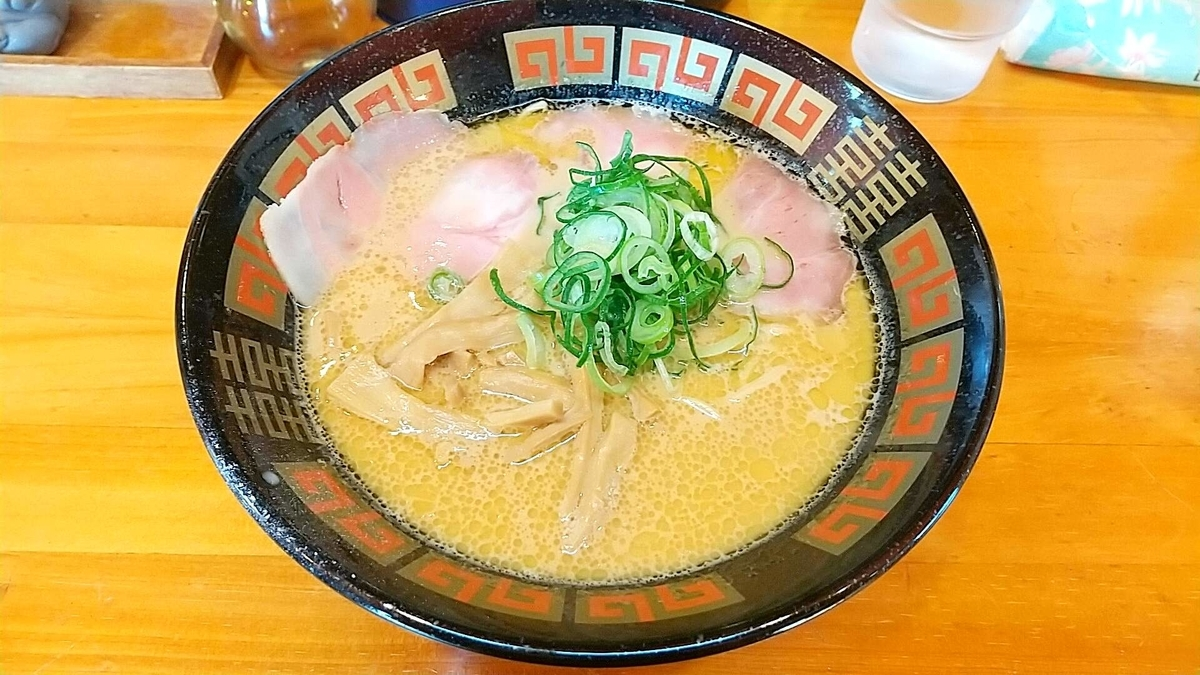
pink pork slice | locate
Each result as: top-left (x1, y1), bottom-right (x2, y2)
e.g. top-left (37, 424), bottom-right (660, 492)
top-left (260, 110), bottom-right (460, 306)
top-left (714, 156), bottom-right (856, 317)
top-left (534, 106), bottom-right (691, 164)
top-left (404, 152), bottom-right (541, 281)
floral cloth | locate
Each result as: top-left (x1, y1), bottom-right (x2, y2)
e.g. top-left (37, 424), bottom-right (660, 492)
top-left (1001, 0), bottom-right (1200, 87)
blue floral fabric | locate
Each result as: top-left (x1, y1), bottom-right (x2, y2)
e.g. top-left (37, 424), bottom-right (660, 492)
top-left (1002, 0), bottom-right (1200, 87)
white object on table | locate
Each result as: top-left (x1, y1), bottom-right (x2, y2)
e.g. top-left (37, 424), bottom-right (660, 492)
top-left (852, 0), bottom-right (1035, 103)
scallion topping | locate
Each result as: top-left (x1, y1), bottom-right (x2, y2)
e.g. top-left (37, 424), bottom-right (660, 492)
top-left (720, 237), bottom-right (766, 302)
top-left (534, 192), bottom-right (559, 235)
top-left (490, 131), bottom-right (793, 386)
top-left (427, 267), bottom-right (465, 304)
top-left (761, 237), bottom-right (795, 290)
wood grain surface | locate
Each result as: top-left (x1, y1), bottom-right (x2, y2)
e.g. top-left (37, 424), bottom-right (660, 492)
top-left (1, 2), bottom-right (1198, 673)
top-left (0, 0), bottom-right (236, 99)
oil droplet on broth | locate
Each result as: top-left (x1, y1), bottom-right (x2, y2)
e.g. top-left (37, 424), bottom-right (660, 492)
top-left (299, 105), bottom-right (880, 584)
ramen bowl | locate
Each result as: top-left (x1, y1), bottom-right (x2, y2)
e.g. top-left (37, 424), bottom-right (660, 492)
top-left (177, 0), bottom-right (1003, 665)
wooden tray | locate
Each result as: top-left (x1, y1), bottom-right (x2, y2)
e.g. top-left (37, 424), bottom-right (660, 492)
top-left (0, 0), bottom-right (237, 99)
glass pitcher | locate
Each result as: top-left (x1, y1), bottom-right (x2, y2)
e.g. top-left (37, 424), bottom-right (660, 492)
top-left (216, 0), bottom-right (379, 77)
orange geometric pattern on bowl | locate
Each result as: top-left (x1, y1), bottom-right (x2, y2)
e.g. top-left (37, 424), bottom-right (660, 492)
top-left (575, 575), bottom-right (744, 624)
top-left (795, 451), bottom-right (932, 555)
top-left (275, 462), bottom-right (419, 566)
top-left (504, 25), bottom-right (616, 90)
top-left (618, 28), bottom-right (731, 104)
top-left (882, 329), bottom-right (965, 445)
top-left (399, 554), bottom-right (565, 621)
top-left (260, 107), bottom-right (352, 203)
top-left (719, 53), bottom-right (837, 154)
top-left (881, 213), bottom-right (964, 339)
top-left (338, 49), bottom-right (457, 126)
top-left (222, 198), bottom-right (288, 329)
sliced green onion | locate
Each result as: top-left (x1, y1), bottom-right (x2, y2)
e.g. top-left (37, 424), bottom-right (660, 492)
top-left (562, 211), bottom-right (626, 260)
top-left (599, 288), bottom-right (634, 329)
top-left (637, 256), bottom-right (679, 295)
top-left (679, 211), bottom-right (719, 261)
top-left (618, 236), bottom-right (674, 295)
top-left (543, 251), bottom-right (610, 314)
top-left (606, 204), bottom-right (652, 239)
top-left (608, 130), bottom-right (634, 166)
top-left (650, 194), bottom-right (678, 246)
top-left (528, 269), bottom-right (549, 294)
top-left (633, 155), bottom-right (713, 209)
top-left (695, 313), bottom-right (758, 358)
top-left (534, 192), bottom-right (559, 235)
top-left (762, 237), bottom-right (796, 290)
top-left (745, 306), bottom-right (760, 352)
top-left (646, 330), bottom-right (676, 359)
top-left (676, 296), bottom-right (708, 370)
top-left (664, 198), bottom-right (691, 214)
top-left (553, 312), bottom-right (588, 358)
top-left (578, 141), bottom-right (603, 172)
top-left (584, 354), bottom-right (633, 395)
top-left (556, 191), bottom-right (594, 222)
top-left (426, 267), bottom-right (465, 304)
top-left (720, 237), bottom-right (766, 302)
top-left (631, 299), bottom-right (671, 344)
top-left (549, 227), bottom-right (574, 265)
top-left (595, 321), bottom-right (628, 376)
top-left (490, 269), bottom-right (552, 316)
top-left (517, 312), bottom-right (547, 369)
top-left (595, 186), bottom-right (648, 211)
top-left (489, 132), bottom-right (763, 383)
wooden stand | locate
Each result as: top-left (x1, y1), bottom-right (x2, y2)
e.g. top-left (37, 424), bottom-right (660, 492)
top-left (0, 0), bottom-right (237, 99)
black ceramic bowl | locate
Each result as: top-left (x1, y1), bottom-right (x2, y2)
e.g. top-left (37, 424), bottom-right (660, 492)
top-left (177, 0), bottom-right (1003, 666)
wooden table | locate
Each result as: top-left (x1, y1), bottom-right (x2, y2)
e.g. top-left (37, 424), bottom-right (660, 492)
top-left (2, 2), bottom-right (1198, 673)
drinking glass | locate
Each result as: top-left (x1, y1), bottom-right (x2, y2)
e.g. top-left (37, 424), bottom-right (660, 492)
top-left (851, 0), bottom-right (1035, 103)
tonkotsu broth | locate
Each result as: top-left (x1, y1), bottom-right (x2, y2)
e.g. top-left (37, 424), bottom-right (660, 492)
top-left (299, 105), bottom-right (878, 583)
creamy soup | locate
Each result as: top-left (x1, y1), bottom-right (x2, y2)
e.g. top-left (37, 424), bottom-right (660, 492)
top-left (262, 103), bottom-right (878, 583)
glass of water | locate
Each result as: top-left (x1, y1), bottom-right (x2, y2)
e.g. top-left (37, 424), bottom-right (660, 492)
top-left (851, 0), bottom-right (1035, 103)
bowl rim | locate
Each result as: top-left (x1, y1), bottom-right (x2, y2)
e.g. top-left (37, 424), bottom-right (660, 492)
top-left (177, 0), bottom-right (1006, 665)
